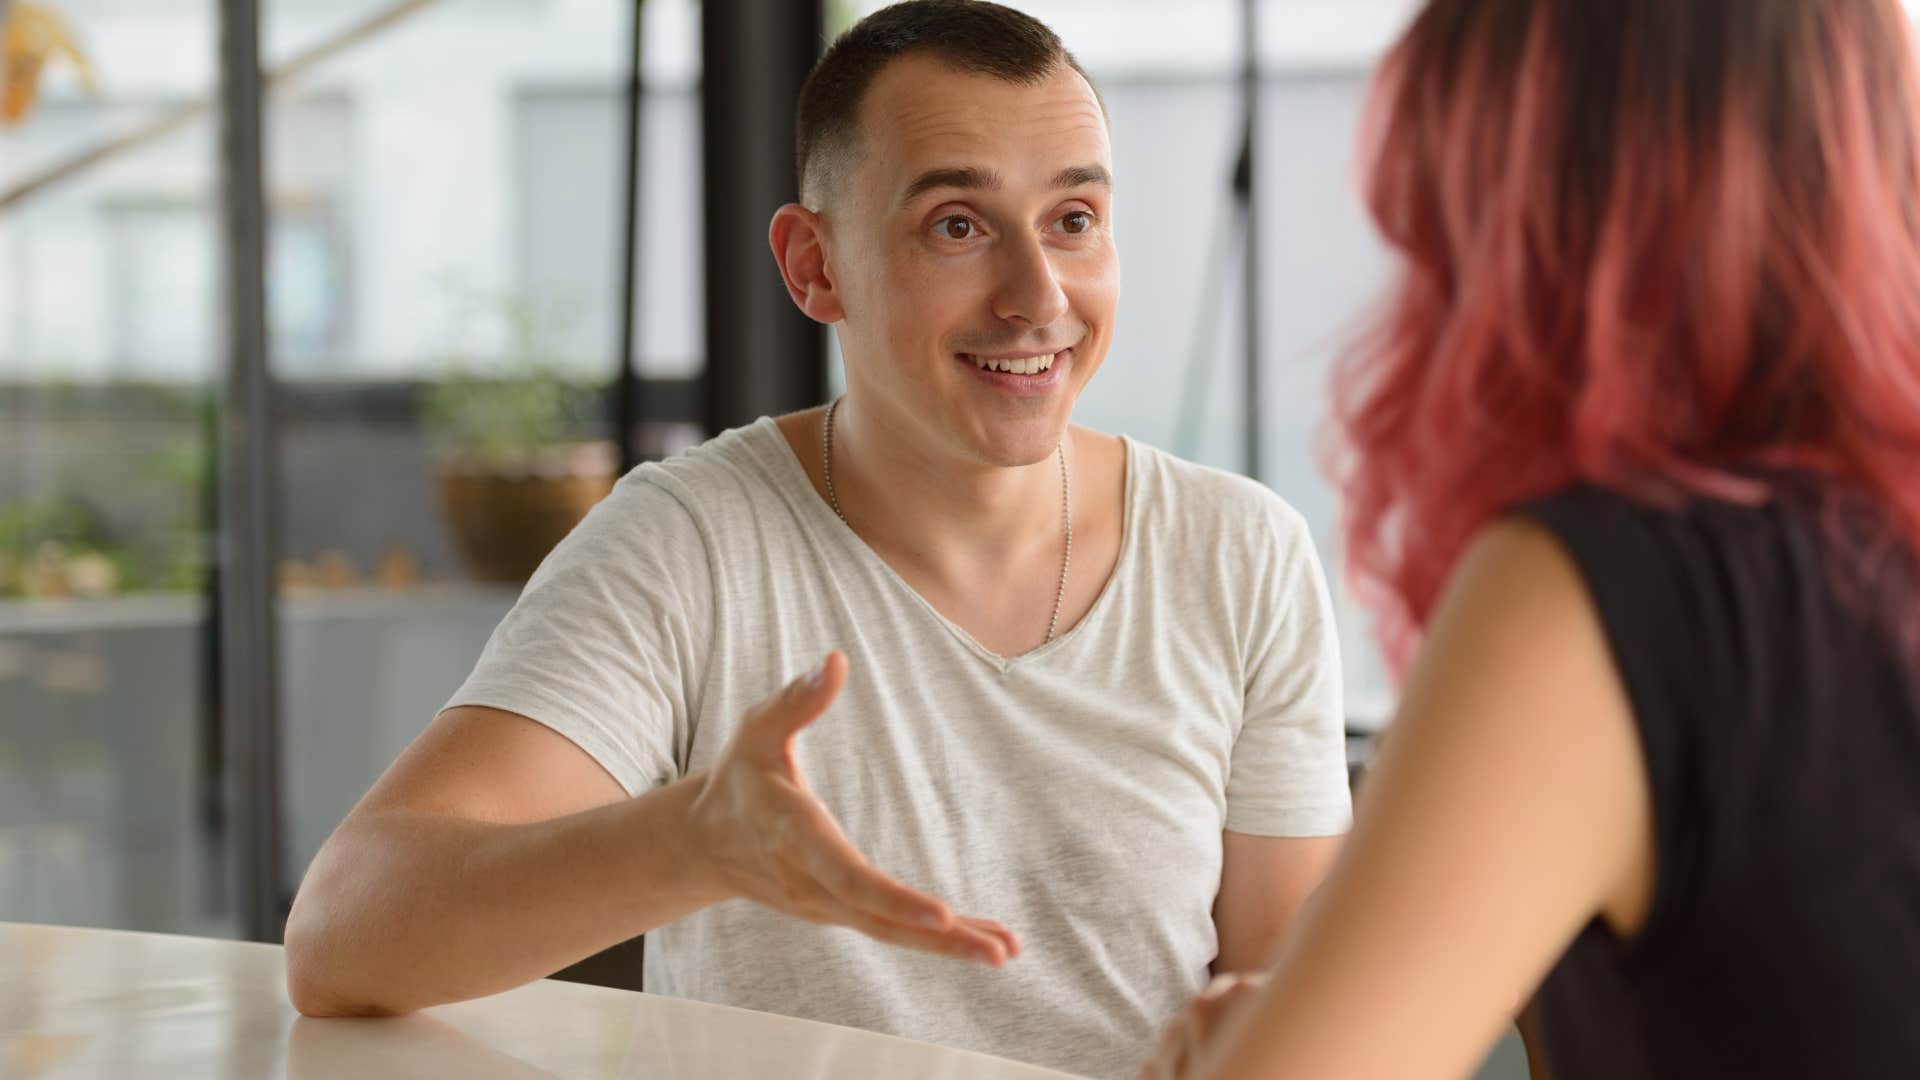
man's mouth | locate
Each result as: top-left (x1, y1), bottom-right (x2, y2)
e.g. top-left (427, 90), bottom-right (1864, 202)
top-left (960, 352), bottom-right (1059, 375)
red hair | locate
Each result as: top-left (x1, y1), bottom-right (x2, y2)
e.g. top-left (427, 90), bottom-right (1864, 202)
top-left (1332, 0), bottom-right (1920, 673)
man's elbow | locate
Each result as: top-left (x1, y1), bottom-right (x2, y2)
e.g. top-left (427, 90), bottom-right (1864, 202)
top-left (284, 932), bottom-right (350, 1017)
top-left (284, 962), bottom-right (404, 1019)
top-left (282, 908), bottom-right (402, 1018)
top-left (286, 974), bottom-right (360, 1019)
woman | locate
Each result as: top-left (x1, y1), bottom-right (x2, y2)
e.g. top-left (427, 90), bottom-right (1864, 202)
top-left (1143, 1), bottom-right (1920, 1077)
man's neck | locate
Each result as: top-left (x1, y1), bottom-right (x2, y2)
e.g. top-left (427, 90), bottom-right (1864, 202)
top-left (824, 396), bottom-right (1066, 569)
top-left (775, 397), bottom-right (1127, 656)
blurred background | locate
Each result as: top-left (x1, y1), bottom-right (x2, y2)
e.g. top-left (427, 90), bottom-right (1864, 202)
top-left (1, 0), bottom-right (1416, 1006)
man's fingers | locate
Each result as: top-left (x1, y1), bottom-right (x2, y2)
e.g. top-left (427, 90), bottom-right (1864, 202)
top-left (785, 888), bottom-right (1016, 967)
top-left (809, 849), bottom-right (953, 931)
top-left (955, 915), bottom-right (1022, 959)
top-left (836, 907), bottom-right (1014, 966)
top-left (788, 825), bottom-right (1022, 966)
top-left (744, 652), bottom-right (848, 750)
top-left (801, 818), bottom-right (954, 930)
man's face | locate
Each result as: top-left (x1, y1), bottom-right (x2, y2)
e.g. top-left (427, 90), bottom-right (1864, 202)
top-left (824, 54), bottom-right (1119, 468)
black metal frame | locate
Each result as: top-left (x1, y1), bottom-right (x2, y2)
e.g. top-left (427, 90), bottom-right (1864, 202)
top-left (1239, 0), bottom-right (1266, 482)
top-left (214, 0), bottom-right (287, 944)
top-left (198, 0), bottom-right (710, 945)
top-left (613, 0), bottom-right (645, 475)
top-left (699, 0), bottom-right (828, 433)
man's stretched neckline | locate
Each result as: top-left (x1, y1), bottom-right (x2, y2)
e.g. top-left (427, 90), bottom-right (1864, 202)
top-left (755, 416), bottom-right (1139, 669)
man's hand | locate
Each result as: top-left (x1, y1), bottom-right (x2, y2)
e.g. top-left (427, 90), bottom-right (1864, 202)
top-left (1137, 973), bottom-right (1269, 1080)
top-left (685, 651), bottom-right (1020, 966)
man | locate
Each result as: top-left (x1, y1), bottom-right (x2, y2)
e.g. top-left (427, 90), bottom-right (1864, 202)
top-left (283, 3), bottom-right (1350, 1077)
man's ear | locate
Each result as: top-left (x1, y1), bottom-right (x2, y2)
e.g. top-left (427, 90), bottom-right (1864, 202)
top-left (768, 204), bottom-right (845, 324)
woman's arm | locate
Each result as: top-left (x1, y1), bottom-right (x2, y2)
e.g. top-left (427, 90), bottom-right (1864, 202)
top-left (1147, 519), bottom-right (1656, 1080)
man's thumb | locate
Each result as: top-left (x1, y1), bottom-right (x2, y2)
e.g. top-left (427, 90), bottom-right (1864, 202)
top-left (753, 651), bottom-right (847, 746)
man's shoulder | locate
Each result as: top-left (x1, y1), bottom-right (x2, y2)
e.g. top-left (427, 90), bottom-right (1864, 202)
top-left (580, 419), bottom-right (800, 554)
top-left (1125, 437), bottom-right (1313, 544)
top-left (625, 419), bottom-right (796, 512)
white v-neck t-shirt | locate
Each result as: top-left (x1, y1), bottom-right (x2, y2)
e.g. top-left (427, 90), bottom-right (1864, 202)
top-left (444, 417), bottom-right (1351, 1079)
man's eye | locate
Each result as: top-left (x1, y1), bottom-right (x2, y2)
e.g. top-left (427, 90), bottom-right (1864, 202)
top-left (934, 216), bottom-right (977, 240)
top-left (1059, 211), bottom-right (1094, 234)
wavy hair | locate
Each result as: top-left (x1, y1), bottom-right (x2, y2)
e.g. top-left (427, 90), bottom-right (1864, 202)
top-left (1333, 0), bottom-right (1920, 671)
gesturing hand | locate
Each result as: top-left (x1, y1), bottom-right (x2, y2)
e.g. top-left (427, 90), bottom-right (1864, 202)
top-left (685, 651), bottom-right (1020, 966)
top-left (1137, 972), bottom-right (1270, 1080)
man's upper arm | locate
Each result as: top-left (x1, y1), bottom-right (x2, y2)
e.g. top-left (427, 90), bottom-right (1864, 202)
top-left (348, 705), bottom-right (632, 827)
top-left (1214, 831), bottom-right (1343, 973)
top-left (1205, 491), bottom-right (1359, 960)
top-left (437, 477), bottom-right (713, 798)
top-left (339, 478), bottom-right (713, 834)
top-left (1209, 497), bottom-right (1351, 969)
top-left (1224, 496), bottom-right (1353, 838)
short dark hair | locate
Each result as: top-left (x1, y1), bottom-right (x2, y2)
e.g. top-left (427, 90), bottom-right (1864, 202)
top-left (794, 0), bottom-right (1099, 207)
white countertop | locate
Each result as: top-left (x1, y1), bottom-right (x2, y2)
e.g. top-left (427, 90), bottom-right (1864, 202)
top-left (0, 923), bottom-right (1085, 1079)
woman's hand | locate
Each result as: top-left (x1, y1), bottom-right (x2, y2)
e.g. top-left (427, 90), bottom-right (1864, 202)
top-left (1137, 972), bottom-right (1270, 1080)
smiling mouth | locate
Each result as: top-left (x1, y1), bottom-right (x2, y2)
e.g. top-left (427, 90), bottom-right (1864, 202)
top-left (960, 350), bottom-right (1063, 375)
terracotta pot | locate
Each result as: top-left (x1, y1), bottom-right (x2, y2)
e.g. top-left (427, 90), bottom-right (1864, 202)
top-left (434, 442), bottom-right (616, 584)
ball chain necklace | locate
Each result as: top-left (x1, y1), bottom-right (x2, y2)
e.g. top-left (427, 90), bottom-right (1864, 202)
top-left (822, 397), bottom-right (1073, 643)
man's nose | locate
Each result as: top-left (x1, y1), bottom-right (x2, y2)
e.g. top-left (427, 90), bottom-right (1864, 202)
top-left (989, 233), bottom-right (1070, 328)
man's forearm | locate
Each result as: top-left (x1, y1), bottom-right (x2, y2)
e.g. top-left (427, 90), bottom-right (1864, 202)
top-left (284, 774), bottom-right (721, 1016)
top-left (1212, 833), bottom-right (1345, 974)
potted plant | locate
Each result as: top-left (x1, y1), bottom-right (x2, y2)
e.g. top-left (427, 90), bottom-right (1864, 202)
top-left (0, 385), bottom-right (210, 601)
top-left (421, 291), bottom-right (616, 584)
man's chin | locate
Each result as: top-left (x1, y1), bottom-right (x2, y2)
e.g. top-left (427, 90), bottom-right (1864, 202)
top-left (962, 416), bottom-right (1076, 469)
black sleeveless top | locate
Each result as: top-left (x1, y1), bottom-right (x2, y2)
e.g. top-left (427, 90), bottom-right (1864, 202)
top-left (1521, 487), bottom-right (1920, 1079)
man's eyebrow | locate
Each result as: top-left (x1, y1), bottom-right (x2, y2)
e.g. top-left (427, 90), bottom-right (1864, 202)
top-left (900, 166), bottom-right (1003, 206)
top-left (1052, 164), bottom-right (1112, 190)
top-left (897, 164), bottom-right (1113, 207)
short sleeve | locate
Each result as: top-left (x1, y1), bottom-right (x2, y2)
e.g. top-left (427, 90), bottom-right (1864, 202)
top-left (441, 474), bottom-right (713, 796)
top-left (1225, 497), bottom-right (1354, 837)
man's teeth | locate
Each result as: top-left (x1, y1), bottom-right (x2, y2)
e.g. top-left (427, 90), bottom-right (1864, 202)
top-left (969, 353), bottom-right (1056, 375)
